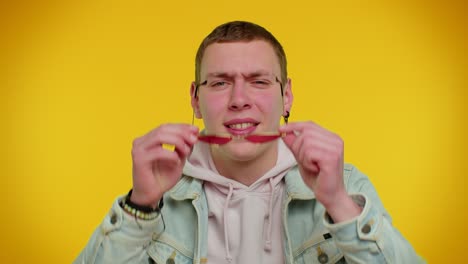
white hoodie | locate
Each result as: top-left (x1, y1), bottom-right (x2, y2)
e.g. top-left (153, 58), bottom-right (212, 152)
top-left (183, 139), bottom-right (297, 263)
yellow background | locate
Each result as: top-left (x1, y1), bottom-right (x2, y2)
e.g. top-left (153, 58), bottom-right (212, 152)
top-left (1, 0), bottom-right (466, 262)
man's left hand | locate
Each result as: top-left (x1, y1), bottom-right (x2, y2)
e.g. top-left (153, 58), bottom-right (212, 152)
top-left (279, 121), bottom-right (362, 222)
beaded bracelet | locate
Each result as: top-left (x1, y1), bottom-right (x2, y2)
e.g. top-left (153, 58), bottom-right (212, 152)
top-left (120, 189), bottom-right (163, 221)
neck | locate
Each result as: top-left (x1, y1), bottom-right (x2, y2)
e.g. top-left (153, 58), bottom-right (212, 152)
top-left (210, 142), bottom-right (278, 186)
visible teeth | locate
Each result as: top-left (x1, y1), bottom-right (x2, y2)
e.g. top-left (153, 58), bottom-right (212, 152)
top-left (229, 123), bottom-right (255, 129)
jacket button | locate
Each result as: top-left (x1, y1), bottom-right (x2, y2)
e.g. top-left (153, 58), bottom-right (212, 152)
top-left (318, 252), bottom-right (329, 263)
top-left (362, 223), bottom-right (371, 234)
top-left (110, 213), bottom-right (117, 224)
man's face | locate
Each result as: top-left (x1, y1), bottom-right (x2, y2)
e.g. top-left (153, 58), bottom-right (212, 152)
top-left (191, 40), bottom-right (293, 161)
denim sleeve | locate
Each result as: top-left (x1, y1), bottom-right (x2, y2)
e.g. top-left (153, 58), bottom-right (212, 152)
top-left (73, 196), bottom-right (164, 264)
top-left (322, 165), bottom-right (425, 264)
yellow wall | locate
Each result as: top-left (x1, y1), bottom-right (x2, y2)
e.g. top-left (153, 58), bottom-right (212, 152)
top-left (1, 0), bottom-right (466, 262)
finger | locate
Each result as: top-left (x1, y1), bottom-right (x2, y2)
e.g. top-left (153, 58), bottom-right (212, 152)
top-left (163, 141), bottom-right (193, 161)
top-left (281, 131), bottom-right (297, 150)
top-left (283, 133), bottom-right (304, 169)
top-left (133, 146), bottom-right (182, 169)
top-left (296, 139), bottom-right (343, 173)
top-left (137, 124), bottom-right (198, 148)
top-left (282, 130), bottom-right (323, 161)
top-left (281, 122), bottom-right (342, 147)
top-left (294, 131), bottom-right (344, 169)
top-left (139, 133), bottom-right (189, 156)
top-left (147, 148), bottom-right (183, 165)
top-left (133, 137), bottom-right (193, 169)
top-left (279, 121), bottom-right (320, 134)
top-left (298, 129), bottom-right (342, 150)
top-left (283, 124), bottom-right (342, 157)
top-left (296, 146), bottom-right (323, 174)
top-left (280, 121), bottom-right (330, 137)
top-left (141, 127), bottom-right (198, 152)
top-left (152, 123), bottom-right (199, 144)
top-left (154, 123), bottom-right (199, 135)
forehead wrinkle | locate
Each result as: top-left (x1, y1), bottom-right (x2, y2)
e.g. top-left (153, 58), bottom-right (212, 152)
top-left (205, 70), bottom-right (275, 80)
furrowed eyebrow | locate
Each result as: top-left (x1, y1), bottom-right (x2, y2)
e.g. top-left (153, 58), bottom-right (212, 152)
top-left (206, 72), bottom-right (234, 79)
top-left (244, 71), bottom-right (274, 78)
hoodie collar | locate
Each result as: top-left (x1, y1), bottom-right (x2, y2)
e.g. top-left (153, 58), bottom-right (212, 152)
top-left (169, 168), bottom-right (316, 202)
top-left (179, 139), bottom-right (316, 200)
top-left (183, 139), bottom-right (297, 187)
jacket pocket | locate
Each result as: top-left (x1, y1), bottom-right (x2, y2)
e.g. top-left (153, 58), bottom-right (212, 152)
top-left (148, 240), bottom-right (194, 264)
top-left (294, 238), bottom-right (344, 264)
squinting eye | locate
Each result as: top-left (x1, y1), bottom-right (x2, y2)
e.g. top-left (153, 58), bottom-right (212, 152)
top-left (212, 81), bottom-right (227, 87)
top-left (252, 80), bottom-right (270, 87)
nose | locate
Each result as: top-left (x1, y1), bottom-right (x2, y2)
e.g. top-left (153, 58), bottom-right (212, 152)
top-left (228, 81), bottom-right (251, 111)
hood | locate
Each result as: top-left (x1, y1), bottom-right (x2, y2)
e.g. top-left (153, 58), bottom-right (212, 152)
top-left (183, 139), bottom-right (297, 188)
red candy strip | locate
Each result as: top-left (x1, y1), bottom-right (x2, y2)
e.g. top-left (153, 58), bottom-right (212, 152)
top-left (198, 133), bottom-right (283, 145)
top-left (198, 135), bottom-right (232, 145)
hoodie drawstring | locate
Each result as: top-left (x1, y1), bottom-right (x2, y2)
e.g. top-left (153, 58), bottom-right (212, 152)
top-left (264, 178), bottom-right (275, 251)
top-left (223, 183), bottom-right (234, 262)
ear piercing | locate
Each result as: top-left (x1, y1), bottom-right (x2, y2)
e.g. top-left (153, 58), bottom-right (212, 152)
top-left (283, 111), bottom-right (290, 124)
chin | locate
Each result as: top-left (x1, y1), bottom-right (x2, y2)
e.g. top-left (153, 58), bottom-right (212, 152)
top-left (215, 141), bottom-right (272, 162)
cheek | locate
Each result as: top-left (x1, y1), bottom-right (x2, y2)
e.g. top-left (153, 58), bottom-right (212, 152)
top-left (256, 94), bottom-right (283, 116)
top-left (199, 95), bottom-right (226, 122)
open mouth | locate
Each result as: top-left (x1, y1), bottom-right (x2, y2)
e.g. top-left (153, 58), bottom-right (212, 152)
top-left (224, 122), bottom-right (260, 135)
top-left (197, 118), bottom-right (286, 144)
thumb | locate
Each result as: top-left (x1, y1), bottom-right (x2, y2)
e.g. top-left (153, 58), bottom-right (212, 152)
top-left (281, 132), bottom-right (296, 149)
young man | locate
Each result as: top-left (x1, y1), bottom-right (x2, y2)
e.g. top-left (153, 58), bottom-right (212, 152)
top-left (75, 21), bottom-right (422, 263)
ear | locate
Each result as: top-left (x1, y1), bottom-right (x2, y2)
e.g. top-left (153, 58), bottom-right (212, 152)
top-left (282, 78), bottom-right (293, 115)
top-left (190, 82), bottom-right (202, 119)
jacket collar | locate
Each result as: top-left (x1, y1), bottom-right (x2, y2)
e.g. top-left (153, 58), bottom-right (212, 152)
top-left (169, 176), bottom-right (204, 201)
top-left (283, 167), bottom-right (316, 200)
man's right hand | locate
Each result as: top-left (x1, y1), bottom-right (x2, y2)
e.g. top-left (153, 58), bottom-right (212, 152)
top-left (130, 124), bottom-right (199, 208)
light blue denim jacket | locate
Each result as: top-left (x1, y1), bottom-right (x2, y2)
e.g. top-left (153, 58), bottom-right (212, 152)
top-left (74, 164), bottom-right (423, 263)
